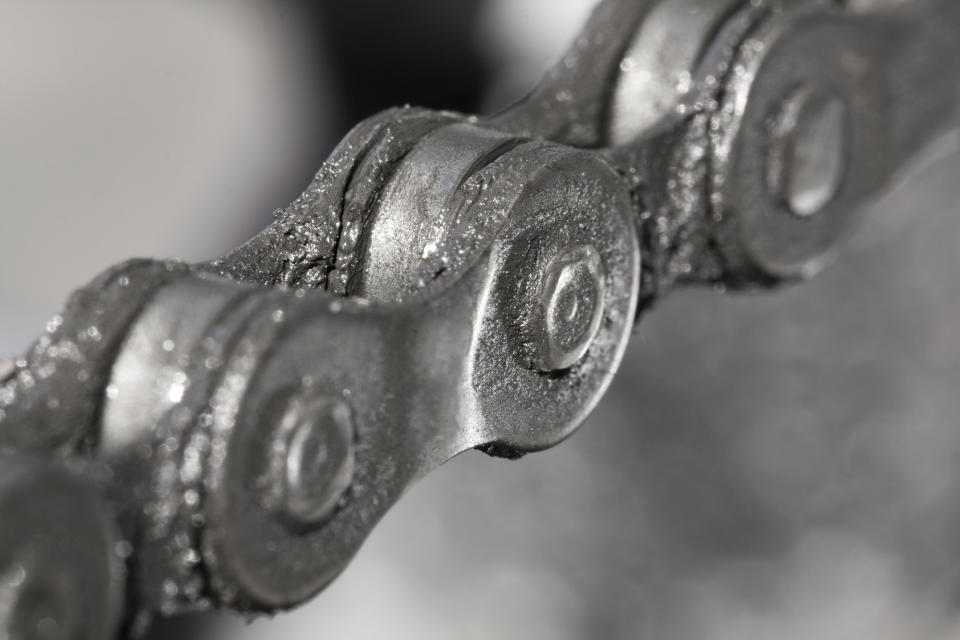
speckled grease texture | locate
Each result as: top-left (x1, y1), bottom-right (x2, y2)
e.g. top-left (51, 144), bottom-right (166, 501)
top-left (0, 259), bottom-right (191, 455)
top-left (0, 1), bottom-right (825, 627)
top-left (205, 107), bottom-right (461, 292)
top-left (0, 22), bottom-right (746, 626)
top-left (0, 4), bottom-right (799, 631)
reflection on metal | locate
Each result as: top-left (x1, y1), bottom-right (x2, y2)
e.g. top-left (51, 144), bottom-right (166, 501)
top-left (0, 455), bottom-right (122, 640)
top-left (531, 244), bottom-right (606, 372)
top-left (769, 86), bottom-right (849, 218)
top-left (0, 0), bottom-right (958, 636)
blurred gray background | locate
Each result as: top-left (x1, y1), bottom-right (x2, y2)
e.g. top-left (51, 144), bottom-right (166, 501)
top-left (2, 1), bottom-right (960, 638)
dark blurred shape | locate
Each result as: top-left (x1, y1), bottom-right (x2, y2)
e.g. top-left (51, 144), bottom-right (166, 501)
top-left (308, 0), bottom-right (491, 128)
top-left (145, 612), bottom-right (224, 639)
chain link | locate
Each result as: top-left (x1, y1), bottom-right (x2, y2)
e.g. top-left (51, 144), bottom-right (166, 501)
top-left (1, 0), bottom-right (958, 637)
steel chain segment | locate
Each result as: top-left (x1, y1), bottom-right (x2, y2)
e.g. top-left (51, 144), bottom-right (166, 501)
top-left (0, 0), bottom-right (957, 636)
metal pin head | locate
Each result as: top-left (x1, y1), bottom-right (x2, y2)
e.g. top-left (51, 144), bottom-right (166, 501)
top-left (769, 86), bottom-right (848, 218)
top-left (533, 245), bottom-right (605, 372)
top-left (275, 396), bottom-right (355, 528)
top-left (708, 3), bottom-right (883, 283)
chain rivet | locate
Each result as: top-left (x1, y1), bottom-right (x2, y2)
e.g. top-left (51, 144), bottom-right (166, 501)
top-left (274, 396), bottom-right (355, 528)
top-left (770, 87), bottom-right (848, 218)
top-left (533, 245), bottom-right (605, 372)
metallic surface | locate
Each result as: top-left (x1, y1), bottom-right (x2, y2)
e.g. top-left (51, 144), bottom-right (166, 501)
top-left (0, 0), bottom-right (958, 637)
top-left (272, 395), bottom-right (355, 529)
top-left (0, 456), bottom-right (122, 640)
top-left (531, 244), bottom-right (606, 372)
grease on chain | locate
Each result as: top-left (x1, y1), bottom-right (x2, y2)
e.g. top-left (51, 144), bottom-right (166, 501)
top-left (0, 0), bottom-right (957, 636)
